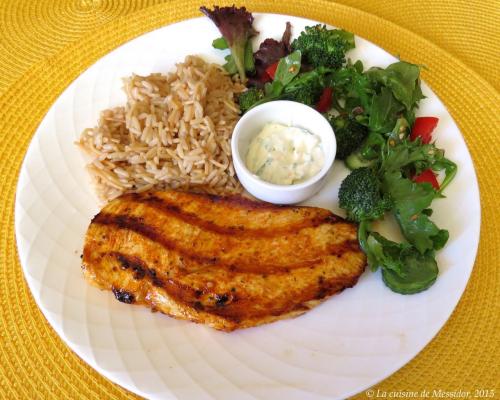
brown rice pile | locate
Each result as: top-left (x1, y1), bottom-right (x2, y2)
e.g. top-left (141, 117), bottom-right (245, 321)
top-left (77, 55), bottom-right (245, 202)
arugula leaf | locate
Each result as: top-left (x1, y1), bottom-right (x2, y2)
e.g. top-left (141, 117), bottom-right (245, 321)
top-left (365, 232), bottom-right (409, 275)
top-left (353, 59), bottom-right (364, 73)
top-left (382, 170), bottom-right (435, 217)
top-left (432, 158), bottom-right (458, 192)
top-left (406, 83), bottom-right (425, 126)
top-left (395, 211), bottom-right (449, 253)
top-left (383, 142), bottom-right (435, 173)
top-left (351, 71), bottom-right (372, 113)
top-left (369, 87), bottom-right (404, 133)
top-left (381, 170), bottom-right (448, 253)
top-left (330, 62), bottom-right (372, 114)
top-left (412, 81), bottom-right (425, 104)
top-left (361, 131), bottom-right (385, 160)
top-left (384, 62), bottom-right (421, 110)
top-left (367, 61), bottom-right (423, 110)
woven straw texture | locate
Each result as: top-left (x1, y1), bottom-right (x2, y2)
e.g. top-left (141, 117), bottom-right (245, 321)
top-left (0, 0), bottom-right (498, 398)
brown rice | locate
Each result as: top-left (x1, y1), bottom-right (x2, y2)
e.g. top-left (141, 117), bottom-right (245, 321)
top-left (77, 55), bottom-right (245, 202)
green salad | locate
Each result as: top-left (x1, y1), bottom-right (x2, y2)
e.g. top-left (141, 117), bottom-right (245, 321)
top-left (201, 5), bottom-right (457, 294)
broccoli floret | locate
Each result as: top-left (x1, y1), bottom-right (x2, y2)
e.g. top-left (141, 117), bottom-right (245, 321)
top-left (281, 71), bottom-right (324, 106)
top-left (338, 167), bottom-right (393, 222)
top-left (238, 88), bottom-right (264, 113)
top-left (200, 6), bottom-right (257, 81)
top-left (328, 115), bottom-right (368, 160)
top-left (291, 25), bottom-right (355, 68)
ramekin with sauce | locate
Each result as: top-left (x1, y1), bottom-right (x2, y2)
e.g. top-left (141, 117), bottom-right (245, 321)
top-left (231, 100), bottom-right (336, 204)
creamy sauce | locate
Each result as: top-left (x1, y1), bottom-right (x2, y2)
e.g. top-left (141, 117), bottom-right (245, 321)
top-left (245, 123), bottom-right (324, 185)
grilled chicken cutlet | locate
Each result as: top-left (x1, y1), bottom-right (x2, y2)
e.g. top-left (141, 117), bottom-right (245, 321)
top-left (82, 191), bottom-right (366, 331)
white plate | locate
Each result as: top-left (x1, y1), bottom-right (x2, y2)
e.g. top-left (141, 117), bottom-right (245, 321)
top-left (15, 13), bottom-right (480, 400)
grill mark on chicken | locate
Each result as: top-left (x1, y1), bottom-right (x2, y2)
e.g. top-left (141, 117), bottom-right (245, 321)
top-left (112, 287), bottom-right (135, 304)
top-left (93, 213), bottom-right (359, 273)
top-left (120, 192), bottom-right (339, 237)
top-left (111, 251), bottom-right (163, 286)
top-left (115, 252), bottom-right (146, 280)
top-left (188, 192), bottom-right (289, 210)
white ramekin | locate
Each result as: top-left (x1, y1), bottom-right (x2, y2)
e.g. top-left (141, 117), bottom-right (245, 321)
top-left (231, 100), bottom-right (336, 204)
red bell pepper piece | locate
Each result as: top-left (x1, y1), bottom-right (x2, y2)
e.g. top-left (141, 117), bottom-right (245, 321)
top-left (260, 73), bottom-right (272, 84)
top-left (413, 169), bottom-right (440, 190)
top-left (265, 61), bottom-right (279, 80)
top-left (316, 87), bottom-right (333, 113)
top-left (410, 117), bottom-right (439, 144)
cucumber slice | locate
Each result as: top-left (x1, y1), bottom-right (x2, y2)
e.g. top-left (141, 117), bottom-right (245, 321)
top-left (345, 151), bottom-right (375, 170)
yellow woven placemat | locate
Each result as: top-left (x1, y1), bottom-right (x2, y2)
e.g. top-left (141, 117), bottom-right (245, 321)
top-left (0, 1), bottom-right (499, 398)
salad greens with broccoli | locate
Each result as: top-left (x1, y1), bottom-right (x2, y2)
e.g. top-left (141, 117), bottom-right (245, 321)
top-left (201, 5), bottom-right (457, 294)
